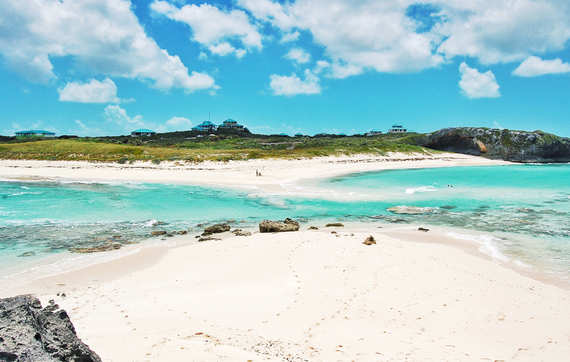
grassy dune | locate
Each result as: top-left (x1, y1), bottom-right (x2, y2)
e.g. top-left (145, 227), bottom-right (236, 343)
top-left (0, 134), bottom-right (431, 163)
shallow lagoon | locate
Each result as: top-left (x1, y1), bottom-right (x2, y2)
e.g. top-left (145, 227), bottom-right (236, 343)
top-left (1, 164), bottom-right (569, 288)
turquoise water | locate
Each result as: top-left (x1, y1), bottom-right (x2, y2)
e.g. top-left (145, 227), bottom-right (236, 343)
top-left (1, 164), bottom-right (569, 288)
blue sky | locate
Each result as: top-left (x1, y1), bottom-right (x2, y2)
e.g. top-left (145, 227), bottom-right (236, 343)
top-left (1, 0), bottom-right (570, 137)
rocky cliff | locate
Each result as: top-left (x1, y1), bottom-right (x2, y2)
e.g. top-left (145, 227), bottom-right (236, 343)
top-left (415, 127), bottom-right (570, 163)
top-left (0, 295), bottom-right (101, 362)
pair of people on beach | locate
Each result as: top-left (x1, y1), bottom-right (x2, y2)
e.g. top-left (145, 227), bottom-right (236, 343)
top-left (256, 169), bottom-right (262, 177)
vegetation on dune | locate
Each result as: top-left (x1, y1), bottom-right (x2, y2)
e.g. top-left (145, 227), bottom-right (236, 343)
top-left (0, 133), bottom-right (430, 163)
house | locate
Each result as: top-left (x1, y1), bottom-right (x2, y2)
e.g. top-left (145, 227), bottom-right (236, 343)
top-left (15, 130), bottom-right (56, 138)
top-left (367, 129), bottom-right (383, 136)
top-left (294, 133), bottom-right (304, 137)
top-left (192, 121), bottom-right (217, 133)
top-left (389, 124), bottom-right (407, 133)
top-left (131, 129), bottom-right (156, 137)
top-left (217, 118), bottom-right (247, 131)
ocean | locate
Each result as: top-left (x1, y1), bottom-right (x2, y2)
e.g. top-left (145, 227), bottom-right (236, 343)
top-left (1, 164), bottom-right (569, 290)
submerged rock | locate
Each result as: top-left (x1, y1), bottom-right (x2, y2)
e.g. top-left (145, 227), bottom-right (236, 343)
top-left (203, 223), bottom-right (231, 235)
top-left (177, 230), bottom-right (188, 235)
top-left (387, 206), bottom-right (435, 215)
top-left (17, 252), bottom-right (36, 258)
top-left (151, 230), bottom-right (167, 236)
top-left (71, 243), bottom-right (122, 253)
top-left (0, 295), bottom-right (102, 362)
top-left (325, 223), bottom-right (344, 227)
top-left (363, 235), bottom-right (376, 245)
top-left (259, 218), bottom-right (300, 233)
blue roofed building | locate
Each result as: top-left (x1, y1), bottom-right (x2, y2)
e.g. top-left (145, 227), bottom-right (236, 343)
top-left (389, 124), bottom-right (407, 133)
top-left (217, 118), bottom-right (248, 131)
top-left (15, 130), bottom-right (56, 138)
top-left (192, 121), bottom-right (217, 133)
top-left (367, 129), bottom-right (383, 136)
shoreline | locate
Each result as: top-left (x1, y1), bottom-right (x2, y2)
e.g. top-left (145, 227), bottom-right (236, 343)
top-left (3, 227), bottom-right (570, 361)
top-left (0, 152), bottom-right (510, 192)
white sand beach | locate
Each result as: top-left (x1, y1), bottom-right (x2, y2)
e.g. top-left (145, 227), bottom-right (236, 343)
top-left (2, 154), bottom-right (570, 361)
top-left (0, 152), bottom-right (507, 191)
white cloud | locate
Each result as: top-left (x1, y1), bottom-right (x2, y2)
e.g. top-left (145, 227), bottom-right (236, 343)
top-left (458, 62), bottom-right (501, 99)
top-left (166, 117), bottom-right (192, 130)
top-left (0, 0), bottom-right (217, 92)
top-left (285, 48), bottom-right (311, 64)
top-left (436, 0), bottom-right (570, 65)
top-left (238, 0), bottom-right (570, 78)
top-left (208, 42), bottom-right (247, 58)
top-left (151, 1), bottom-right (262, 58)
top-left (58, 78), bottom-right (121, 103)
top-left (269, 69), bottom-right (321, 96)
top-left (280, 31), bottom-right (300, 43)
top-left (512, 56), bottom-right (570, 77)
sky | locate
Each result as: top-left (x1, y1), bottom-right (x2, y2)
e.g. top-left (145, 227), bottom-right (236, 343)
top-left (1, 0), bottom-right (570, 137)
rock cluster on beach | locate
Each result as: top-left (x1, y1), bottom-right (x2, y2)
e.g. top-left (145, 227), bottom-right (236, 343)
top-left (0, 295), bottom-right (102, 362)
top-left (259, 218), bottom-right (300, 233)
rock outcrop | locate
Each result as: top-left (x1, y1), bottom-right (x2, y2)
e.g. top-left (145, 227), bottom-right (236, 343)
top-left (325, 223), bottom-right (344, 227)
top-left (0, 295), bottom-right (102, 362)
top-left (203, 223), bottom-right (231, 235)
top-left (259, 218), bottom-right (300, 233)
top-left (415, 127), bottom-right (570, 163)
top-left (363, 236), bottom-right (376, 245)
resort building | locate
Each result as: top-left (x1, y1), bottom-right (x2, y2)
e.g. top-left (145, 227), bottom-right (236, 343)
top-left (367, 130), bottom-right (383, 136)
top-left (15, 130), bottom-right (56, 138)
top-left (217, 119), bottom-right (248, 131)
top-left (131, 129), bottom-right (156, 137)
top-left (389, 124), bottom-right (407, 133)
top-left (192, 121), bottom-right (217, 133)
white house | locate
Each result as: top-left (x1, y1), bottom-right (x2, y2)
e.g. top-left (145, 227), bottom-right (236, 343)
top-left (192, 121), bottom-right (217, 133)
top-left (131, 129), bottom-right (156, 137)
top-left (389, 124), bottom-right (407, 133)
top-left (367, 129), bottom-right (383, 136)
top-left (15, 130), bottom-right (56, 138)
top-left (217, 119), bottom-right (248, 131)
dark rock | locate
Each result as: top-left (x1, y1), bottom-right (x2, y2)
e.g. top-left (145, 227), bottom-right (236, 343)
top-left (308, 226), bottom-right (319, 230)
top-left (415, 127), bottom-right (570, 163)
top-left (198, 236), bottom-right (221, 242)
top-left (418, 227), bottom-right (430, 232)
top-left (325, 223), bottom-right (344, 227)
top-left (177, 230), bottom-right (188, 235)
top-left (71, 243), bottom-right (122, 253)
top-left (112, 235), bottom-right (121, 239)
top-left (0, 295), bottom-right (102, 362)
top-left (259, 218), bottom-right (300, 233)
top-left (203, 223), bottom-right (231, 235)
top-left (17, 252), bottom-right (35, 258)
top-left (363, 235), bottom-right (376, 245)
top-left (232, 229), bottom-right (251, 236)
top-left (331, 231), bottom-right (337, 234)
top-left (151, 230), bottom-right (167, 236)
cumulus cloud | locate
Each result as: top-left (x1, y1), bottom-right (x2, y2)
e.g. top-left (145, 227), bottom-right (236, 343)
top-left (58, 78), bottom-right (121, 103)
top-left (285, 48), bottom-right (311, 64)
top-left (458, 62), bottom-right (501, 99)
top-left (269, 69), bottom-right (321, 96)
top-left (436, 0), bottom-right (570, 64)
top-left (0, 0), bottom-right (216, 92)
top-left (237, 0), bottom-right (570, 78)
top-left (280, 31), bottom-right (300, 43)
top-left (512, 56), bottom-right (570, 77)
top-left (151, 1), bottom-right (262, 57)
top-left (166, 116), bottom-right (192, 130)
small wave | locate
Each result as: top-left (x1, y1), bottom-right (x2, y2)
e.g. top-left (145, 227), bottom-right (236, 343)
top-left (447, 232), bottom-right (509, 262)
top-left (405, 185), bottom-right (438, 194)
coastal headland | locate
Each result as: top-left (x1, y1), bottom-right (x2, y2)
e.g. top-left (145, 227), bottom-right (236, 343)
top-left (2, 153), bottom-right (570, 361)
